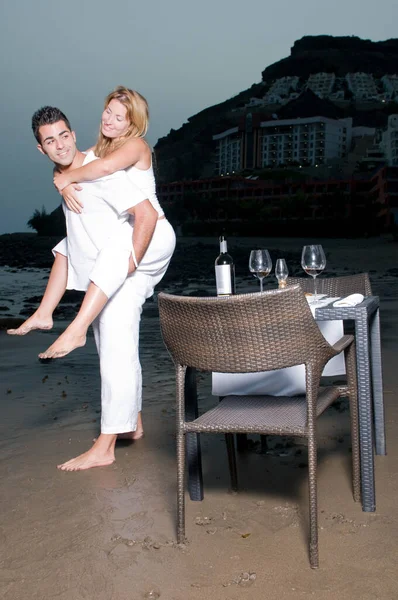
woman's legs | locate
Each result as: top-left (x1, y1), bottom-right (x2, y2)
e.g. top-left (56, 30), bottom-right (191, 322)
top-left (38, 282), bottom-right (108, 359)
top-left (7, 252), bottom-right (68, 335)
top-left (38, 245), bottom-right (132, 359)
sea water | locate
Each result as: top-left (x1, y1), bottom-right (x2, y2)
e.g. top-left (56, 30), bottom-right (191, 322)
top-left (0, 266), bottom-right (50, 318)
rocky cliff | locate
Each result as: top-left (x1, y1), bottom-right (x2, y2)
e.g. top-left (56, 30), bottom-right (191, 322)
top-left (154, 35), bottom-right (398, 183)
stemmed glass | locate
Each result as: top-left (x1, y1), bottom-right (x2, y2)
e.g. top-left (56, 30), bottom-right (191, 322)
top-left (249, 249), bottom-right (272, 292)
top-left (301, 245), bottom-right (326, 301)
top-left (275, 258), bottom-right (289, 288)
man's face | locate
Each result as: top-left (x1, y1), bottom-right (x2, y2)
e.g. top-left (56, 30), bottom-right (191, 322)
top-left (37, 120), bottom-right (77, 167)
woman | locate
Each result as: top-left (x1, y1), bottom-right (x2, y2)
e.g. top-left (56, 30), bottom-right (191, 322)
top-left (9, 87), bottom-right (175, 468)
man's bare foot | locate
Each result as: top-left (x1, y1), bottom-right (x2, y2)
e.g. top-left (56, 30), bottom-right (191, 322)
top-left (7, 313), bottom-right (53, 336)
top-left (117, 429), bottom-right (144, 441)
top-left (57, 449), bottom-right (115, 471)
top-left (58, 434), bottom-right (116, 471)
top-left (117, 412), bottom-right (144, 440)
top-left (38, 326), bottom-right (86, 359)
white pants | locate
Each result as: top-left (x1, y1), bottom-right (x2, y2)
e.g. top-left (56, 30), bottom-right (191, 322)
top-left (92, 219), bottom-right (175, 434)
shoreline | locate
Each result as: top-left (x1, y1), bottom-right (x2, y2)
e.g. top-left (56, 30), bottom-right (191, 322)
top-left (0, 235), bottom-right (397, 598)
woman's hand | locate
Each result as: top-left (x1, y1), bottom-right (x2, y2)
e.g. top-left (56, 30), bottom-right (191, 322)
top-left (54, 171), bottom-right (72, 192)
top-left (61, 184), bottom-right (84, 213)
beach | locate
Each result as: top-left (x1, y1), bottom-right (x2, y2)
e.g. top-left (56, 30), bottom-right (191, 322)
top-left (0, 235), bottom-right (398, 599)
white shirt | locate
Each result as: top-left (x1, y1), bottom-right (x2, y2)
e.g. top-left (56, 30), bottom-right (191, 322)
top-left (53, 151), bottom-right (147, 291)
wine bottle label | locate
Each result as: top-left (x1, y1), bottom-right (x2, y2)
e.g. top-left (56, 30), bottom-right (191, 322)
top-left (220, 240), bottom-right (227, 253)
top-left (215, 265), bottom-right (232, 295)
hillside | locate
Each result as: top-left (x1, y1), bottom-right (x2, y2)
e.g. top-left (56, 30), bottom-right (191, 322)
top-left (262, 36), bottom-right (398, 80)
top-left (154, 35), bottom-right (398, 183)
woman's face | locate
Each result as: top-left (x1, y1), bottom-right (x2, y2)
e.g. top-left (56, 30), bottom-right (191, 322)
top-left (101, 99), bottom-right (130, 139)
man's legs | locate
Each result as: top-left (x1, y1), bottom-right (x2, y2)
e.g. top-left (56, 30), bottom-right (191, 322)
top-left (7, 252), bottom-right (68, 335)
top-left (57, 220), bottom-right (176, 471)
top-left (57, 275), bottom-right (147, 471)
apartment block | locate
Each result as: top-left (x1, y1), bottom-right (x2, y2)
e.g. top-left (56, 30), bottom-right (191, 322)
top-left (260, 116), bottom-right (352, 167)
top-left (306, 72), bottom-right (336, 98)
top-left (381, 114), bottom-right (398, 166)
top-left (213, 116), bottom-right (353, 173)
top-left (381, 75), bottom-right (398, 100)
top-left (213, 127), bottom-right (242, 174)
top-left (345, 73), bottom-right (378, 99)
top-left (264, 76), bottom-right (299, 103)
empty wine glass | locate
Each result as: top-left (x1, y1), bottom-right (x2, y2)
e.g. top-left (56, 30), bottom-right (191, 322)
top-left (275, 258), bottom-right (289, 288)
top-left (249, 249), bottom-right (272, 292)
top-left (301, 245), bottom-right (326, 301)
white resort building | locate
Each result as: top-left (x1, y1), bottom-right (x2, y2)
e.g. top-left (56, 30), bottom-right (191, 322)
top-left (381, 115), bottom-right (398, 166)
top-left (213, 127), bottom-right (242, 174)
top-left (260, 116), bottom-right (352, 167)
top-left (381, 75), bottom-right (398, 101)
top-left (306, 73), bottom-right (336, 98)
top-left (345, 73), bottom-right (378, 99)
top-left (213, 116), bottom-right (353, 174)
top-left (263, 76), bottom-right (299, 104)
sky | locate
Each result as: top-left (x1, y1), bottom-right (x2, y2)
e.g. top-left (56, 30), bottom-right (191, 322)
top-left (1, 0), bottom-right (397, 234)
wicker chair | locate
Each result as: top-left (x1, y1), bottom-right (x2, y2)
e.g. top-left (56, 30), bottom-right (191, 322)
top-left (286, 272), bottom-right (372, 297)
top-left (158, 286), bottom-right (360, 568)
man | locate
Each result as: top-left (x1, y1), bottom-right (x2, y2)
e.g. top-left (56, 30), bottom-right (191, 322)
top-left (13, 107), bottom-right (175, 470)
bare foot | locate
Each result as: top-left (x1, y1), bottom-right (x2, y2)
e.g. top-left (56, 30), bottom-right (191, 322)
top-left (117, 429), bottom-right (144, 441)
top-left (92, 429), bottom-right (144, 443)
top-left (38, 326), bottom-right (86, 359)
top-left (7, 312), bottom-right (53, 336)
top-left (57, 447), bottom-right (115, 471)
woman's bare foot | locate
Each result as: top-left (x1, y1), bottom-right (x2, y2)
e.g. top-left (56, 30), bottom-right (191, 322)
top-left (7, 312), bottom-right (53, 336)
top-left (38, 325), bottom-right (86, 359)
top-left (58, 434), bottom-right (116, 471)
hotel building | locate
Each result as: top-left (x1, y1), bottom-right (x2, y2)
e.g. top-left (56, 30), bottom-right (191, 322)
top-left (345, 73), bottom-right (378, 99)
top-left (306, 73), bottom-right (336, 98)
top-left (213, 115), bottom-right (353, 174)
top-left (381, 114), bottom-right (398, 166)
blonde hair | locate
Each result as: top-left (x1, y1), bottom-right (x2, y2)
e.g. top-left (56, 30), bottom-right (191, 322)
top-left (95, 86), bottom-right (149, 158)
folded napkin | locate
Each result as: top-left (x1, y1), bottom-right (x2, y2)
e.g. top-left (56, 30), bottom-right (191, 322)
top-left (333, 293), bottom-right (364, 307)
top-left (307, 296), bottom-right (339, 316)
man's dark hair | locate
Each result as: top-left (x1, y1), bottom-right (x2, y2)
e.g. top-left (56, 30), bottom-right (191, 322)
top-left (32, 106), bottom-right (72, 143)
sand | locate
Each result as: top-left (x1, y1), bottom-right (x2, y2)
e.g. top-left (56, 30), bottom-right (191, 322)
top-left (0, 236), bottom-right (397, 600)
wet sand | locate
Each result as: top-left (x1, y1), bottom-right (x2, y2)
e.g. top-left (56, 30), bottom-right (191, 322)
top-left (0, 237), bottom-right (398, 599)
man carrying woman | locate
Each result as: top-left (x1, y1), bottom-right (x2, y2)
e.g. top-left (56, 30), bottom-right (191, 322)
top-left (9, 89), bottom-right (175, 471)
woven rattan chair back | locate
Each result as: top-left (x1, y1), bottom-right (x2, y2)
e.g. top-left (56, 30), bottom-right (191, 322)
top-left (287, 273), bottom-right (372, 297)
top-left (158, 286), bottom-right (335, 374)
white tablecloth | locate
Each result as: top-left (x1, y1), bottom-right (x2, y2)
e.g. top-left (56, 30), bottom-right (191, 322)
top-left (212, 297), bottom-right (345, 397)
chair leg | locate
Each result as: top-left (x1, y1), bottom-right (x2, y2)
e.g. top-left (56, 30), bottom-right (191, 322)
top-left (176, 432), bottom-right (186, 543)
top-left (236, 433), bottom-right (248, 452)
top-left (345, 343), bottom-right (361, 502)
top-left (307, 435), bottom-right (319, 569)
top-left (260, 435), bottom-right (268, 453)
top-left (225, 433), bottom-right (238, 492)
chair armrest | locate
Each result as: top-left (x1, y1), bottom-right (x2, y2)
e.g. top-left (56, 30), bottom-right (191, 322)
top-left (332, 334), bottom-right (354, 354)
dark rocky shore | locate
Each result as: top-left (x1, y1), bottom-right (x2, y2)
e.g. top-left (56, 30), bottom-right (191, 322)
top-left (2, 232), bottom-right (396, 331)
top-left (0, 232), bottom-right (303, 330)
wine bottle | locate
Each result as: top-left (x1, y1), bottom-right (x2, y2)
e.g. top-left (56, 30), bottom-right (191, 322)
top-left (215, 235), bottom-right (235, 296)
